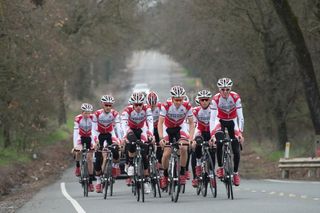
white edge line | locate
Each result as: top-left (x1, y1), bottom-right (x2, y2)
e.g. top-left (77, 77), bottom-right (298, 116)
top-left (60, 182), bottom-right (86, 213)
top-left (264, 179), bottom-right (320, 184)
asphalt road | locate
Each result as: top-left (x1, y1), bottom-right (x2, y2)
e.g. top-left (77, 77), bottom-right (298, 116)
top-left (17, 51), bottom-right (320, 213)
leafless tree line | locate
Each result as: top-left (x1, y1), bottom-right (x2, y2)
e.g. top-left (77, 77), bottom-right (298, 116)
top-left (0, 0), bottom-right (142, 150)
top-left (142, 0), bottom-right (320, 151)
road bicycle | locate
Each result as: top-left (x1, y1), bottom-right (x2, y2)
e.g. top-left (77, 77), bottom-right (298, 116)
top-left (79, 143), bottom-right (89, 197)
top-left (194, 137), bottom-right (217, 198)
top-left (101, 144), bottom-right (118, 199)
top-left (216, 131), bottom-right (234, 200)
top-left (148, 145), bottom-right (162, 198)
top-left (168, 138), bottom-right (181, 202)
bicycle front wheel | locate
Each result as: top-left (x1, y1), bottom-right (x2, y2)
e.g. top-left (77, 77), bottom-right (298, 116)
top-left (225, 154), bottom-right (233, 200)
top-left (81, 163), bottom-right (89, 197)
top-left (206, 152), bottom-right (217, 198)
top-left (171, 158), bottom-right (181, 202)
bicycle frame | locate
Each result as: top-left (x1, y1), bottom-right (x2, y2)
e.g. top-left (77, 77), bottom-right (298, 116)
top-left (194, 140), bottom-right (217, 198)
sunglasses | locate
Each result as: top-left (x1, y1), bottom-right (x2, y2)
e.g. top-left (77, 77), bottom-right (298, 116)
top-left (221, 88), bottom-right (230, 92)
top-left (200, 98), bottom-right (209, 102)
top-left (173, 98), bottom-right (183, 102)
top-left (134, 103), bottom-right (143, 107)
top-left (104, 104), bottom-right (112, 107)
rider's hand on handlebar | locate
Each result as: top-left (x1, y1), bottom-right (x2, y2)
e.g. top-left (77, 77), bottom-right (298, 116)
top-left (238, 135), bottom-right (244, 145)
top-left (209, 137), bottom-right (216, 148)
top-left (191, 140), bottom-right (196, 150)
top-left (160, 138), bottom-right (166, 148)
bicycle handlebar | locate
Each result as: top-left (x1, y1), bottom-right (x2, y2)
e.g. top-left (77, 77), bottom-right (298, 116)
top-left (126, 140), bottom-right (143, 146)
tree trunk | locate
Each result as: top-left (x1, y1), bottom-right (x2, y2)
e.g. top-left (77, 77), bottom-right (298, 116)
top-left (271, 0), bottom-right (320, 135)
top-left (58, 83), bottom-right (67, 125)
top-left (274, 106), bottom-right (288, 150)
top-left (3, 125), bottom-right (11, 148)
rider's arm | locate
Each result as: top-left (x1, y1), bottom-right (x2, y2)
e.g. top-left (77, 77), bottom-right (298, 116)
top-left (146, 108), bottom-right (154, 135)
top-left (158, 103), bottom-right (166, 140)
top-left (91, 113), bottom-right (99, 143)
top-left (120, 111), bottom-right (129, 136)
top-left (73, 119), bottom-right (80, 147)
top-left (187, 115), bottom-right (195, 141)
top-left (209, 101), bottom-right (219, 138)
top-left (186, 106), bottom-right (195, 140)
top-left (158, 116), bottom-right (165, 140)
top-left (236, 98), bottom-right (244, 133)
top-left (114, 113), bottom-right (123, 139)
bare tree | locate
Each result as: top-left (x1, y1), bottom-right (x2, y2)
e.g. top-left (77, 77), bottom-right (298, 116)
top-left (271, 0), bottom-right (320, 135)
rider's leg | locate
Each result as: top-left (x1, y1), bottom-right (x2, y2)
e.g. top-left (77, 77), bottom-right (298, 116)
top-left (179, 127), bottom-right (190, 175)
top-left (224, 120), bottom-right (240, 173)
top-left (179, 140), bottom-right (188, 175)
top-left (161, 147), bottom-right (171, 172)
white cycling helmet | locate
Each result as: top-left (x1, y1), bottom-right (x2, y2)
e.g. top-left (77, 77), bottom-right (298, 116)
top-left (170, 85), bottom-right (186, 98)
top-left (130, 92), bottom-right (145, 104)
top-left (195, 97), bottom-right (200, 106)
top-left (101, 95), bottom-right (115, 104)
top-left (197, 89), bottom-right (212, 98)
top-left (217, 78), bottom-right (233, 88)
top-left (147, 91), bottom-right (159, 105)
top-left (81, 103), bottom-right (93, 112)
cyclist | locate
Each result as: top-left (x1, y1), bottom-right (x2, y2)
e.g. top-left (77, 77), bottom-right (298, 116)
top-left (191, 90), bottom-right (216, 188)
top-left (210, 78), bottom-right (244, 186)
top-left (73, 103), bottom-right (95, 192)
top-left (92, 95), bottom-right (121, 193)
top-left (158, 86), bottom-right (195, 189)
top-left (121, 92), bottom-right (154, 193)
top-left (183, 95), bottom-right (191, 180)
top-left (146, 91), bottom-right (162, 169)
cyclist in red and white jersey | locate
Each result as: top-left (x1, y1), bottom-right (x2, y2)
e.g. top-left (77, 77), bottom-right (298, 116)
top-left (210, 78), bottom-right (244, 186)
top-left (92, 95), bottom-right (121, 193)
top-left (191, 90), bottom-right (216, 188)
top-left (73, 103), bottom-right (95, 192)
top-left (146, 91), bottom-right (163, 168)
top-left (158, 86), bottom-right (195, 189)
top-left (121, 92), bottom-right (154, 193)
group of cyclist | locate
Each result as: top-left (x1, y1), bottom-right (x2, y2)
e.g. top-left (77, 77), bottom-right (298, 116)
top-left (72, 77), bottom-right (244, 195)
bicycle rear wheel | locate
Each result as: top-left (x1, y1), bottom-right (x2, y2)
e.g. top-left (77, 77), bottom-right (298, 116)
top-left (103, 177), bottom-right (108, 199)
top-left (196, 178), bottom-right (201, 195)
top-left (110, 177), bottom-right (113, 196)
top-left (201, 174), bottom-right (208, 197)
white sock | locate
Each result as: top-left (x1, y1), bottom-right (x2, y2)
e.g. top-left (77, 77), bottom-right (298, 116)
top-left (96, 176), bottom-right (101, 184)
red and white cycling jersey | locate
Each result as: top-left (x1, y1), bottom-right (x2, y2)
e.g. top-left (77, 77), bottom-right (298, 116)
top-left (193, 106), bottom-right (211, 133)
top-left (92, 109), bottom-right (121, 142)
top-left (211, 92), bottom-right (241, 120)
top-left (210, 91), bottom-right (244, 137)
top-left (149, 102), bottom-right (161, 129)
top-left (121, 104), bottom-right (153, 136)
top-left (160, 100), bottom-right (193, 128)
top-left (73, 114), bottom-right (94, 147)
